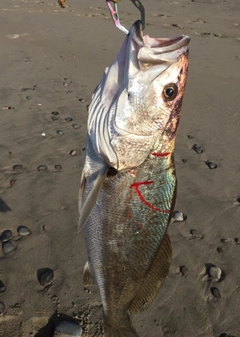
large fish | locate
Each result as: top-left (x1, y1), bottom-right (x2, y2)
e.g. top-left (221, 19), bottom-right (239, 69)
top-left (78, 20), bottom-right (190, 337)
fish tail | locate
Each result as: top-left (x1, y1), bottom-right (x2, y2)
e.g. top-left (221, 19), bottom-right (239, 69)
top-left (104, 314), bottom-right (139, 337)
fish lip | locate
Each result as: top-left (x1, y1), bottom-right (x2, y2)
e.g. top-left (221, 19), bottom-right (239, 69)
top-left (131, 20), bottom-right (190, 53)
top-left (131, 20), bottom-right (144, 45)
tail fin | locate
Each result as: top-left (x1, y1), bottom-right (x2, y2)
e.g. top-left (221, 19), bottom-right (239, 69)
top-left (104, 315), bottom-right (139, 337)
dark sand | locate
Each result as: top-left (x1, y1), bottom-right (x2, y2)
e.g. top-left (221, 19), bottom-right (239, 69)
top-left (0, 0), bottom-right (240, 336)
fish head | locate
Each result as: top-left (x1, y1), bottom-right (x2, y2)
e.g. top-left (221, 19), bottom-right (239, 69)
top-left (114, 21), bottom-right (190, 150)
top-left (88, 21), bottom-right (190, 169)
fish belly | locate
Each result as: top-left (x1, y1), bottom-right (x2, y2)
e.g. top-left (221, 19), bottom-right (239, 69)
top-left (84, 154), bottom-right (176, 330)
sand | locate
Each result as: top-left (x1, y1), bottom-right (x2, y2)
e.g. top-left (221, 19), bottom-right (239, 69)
top-left (0, 0), bottom-right (239, 336)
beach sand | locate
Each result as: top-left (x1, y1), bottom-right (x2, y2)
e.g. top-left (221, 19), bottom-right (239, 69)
top-left (0, 0), bottom-right (239, 336)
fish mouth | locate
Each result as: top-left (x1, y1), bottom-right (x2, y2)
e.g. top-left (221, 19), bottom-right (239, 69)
top-left (132, 19), bottom-right (190, 51)
top-left (129, 20), bottom-right (190, 66)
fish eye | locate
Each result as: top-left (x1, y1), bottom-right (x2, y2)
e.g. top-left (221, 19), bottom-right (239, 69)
top-left (162, 84), bottom-right (178, 101)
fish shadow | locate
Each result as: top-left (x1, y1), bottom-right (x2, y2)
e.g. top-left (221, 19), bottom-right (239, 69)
top-left (0, 198), bottom-right (11, 212)
top-left (34, 312), bottom-right (79, 337)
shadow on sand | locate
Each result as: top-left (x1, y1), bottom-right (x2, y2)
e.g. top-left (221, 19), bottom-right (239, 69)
top-left (34, 312), bottom-right (80, 337)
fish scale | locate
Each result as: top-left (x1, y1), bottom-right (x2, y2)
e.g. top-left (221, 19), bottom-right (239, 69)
top-left (79, 20), bottom-right (190, 337)
top-left (83, 154), bottom-right (175, 321)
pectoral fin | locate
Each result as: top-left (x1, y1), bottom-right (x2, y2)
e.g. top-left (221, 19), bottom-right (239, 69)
top-left (128, 232), bottom-right (172, 313)
top-left (77, 165), bottom-right (108, 232)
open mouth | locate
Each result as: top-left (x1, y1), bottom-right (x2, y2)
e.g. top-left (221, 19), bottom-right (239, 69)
top-left (131, 20), bottom-right (190, 54)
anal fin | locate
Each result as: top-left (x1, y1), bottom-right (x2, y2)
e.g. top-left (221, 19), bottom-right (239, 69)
top-left (128, 232), bottom-right (172, 313)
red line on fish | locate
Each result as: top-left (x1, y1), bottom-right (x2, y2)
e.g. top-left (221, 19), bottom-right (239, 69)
top-left (151, 152), bottom-right (170, 157)
top-left (130, 181), bottom-right (170, 213)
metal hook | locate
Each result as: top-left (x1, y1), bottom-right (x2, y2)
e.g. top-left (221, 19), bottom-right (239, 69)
top-left (130, 0), bottom-right (145, 30)
top-left (106, 0), bottom-right (145, 34)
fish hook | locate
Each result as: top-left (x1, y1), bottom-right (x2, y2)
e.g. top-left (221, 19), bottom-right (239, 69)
top-left (106, 0), bottom-right (145, 34)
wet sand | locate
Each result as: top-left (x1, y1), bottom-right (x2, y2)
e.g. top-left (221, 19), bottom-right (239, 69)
top-left (0, 0), bottom-right (240, 336)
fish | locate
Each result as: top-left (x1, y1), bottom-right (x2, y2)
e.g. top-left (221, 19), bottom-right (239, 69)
top-left (78, 20), bottom-right (190, 337)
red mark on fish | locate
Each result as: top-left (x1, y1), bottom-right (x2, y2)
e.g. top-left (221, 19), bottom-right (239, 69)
top-left (151, 152), bottom-right (170, 157)
top-left (130, 181), bottom-right (170, 213)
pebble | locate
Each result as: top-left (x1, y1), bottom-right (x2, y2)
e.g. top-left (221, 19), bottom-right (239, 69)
top-left (63, 81), bottom-right (72, 87)
top-left (38, 268), bottom-right (54, 286)
top-left (217, 247), bottom-right (223, 253)
top-left (0, 302), bottom-right (5, 315)
top-left (192, 144), bottom-right (203, 154)
top-left (13, 164), bottom-right (24, 173)
top-left (0, 280), bottom-right (6, 293)
top-left (211, 287), bottom-right (221, 298)
top-left (172, 211), bottom-right (184, 222)
top-left (41, 133), bottom-right (46, 137)
top-left (26, 96), bottom-right (32, 100)
top-left (37, 165), bottom-right (48, 171)
top-left (79, 98), bottom-right (86, 103)
top-left (52, 111), bottom-right (59, 116)
top-left (219, 334), bottom-right (228, 337)
top-left (205, 161), bottom-right (217, 169)
top-left (69, 150), bottom-right (77, 156)
top-left (52, 116), bottom-right (59, 121)
top-left (57, 130), bottom-right (64, 135)
top-left (55, 165), bottom-right (62, 170)
top-left (187, 134), bottom-right (193, 139)
top-left (72, 124), bottom-right (80, 129)
top-left (0, 230), bottom-right (13, 242)
top-left (190, 229), bottom-right (203, 239)
top-left (2, 241), bottom-right (16, 254)
top-left (181, 159), bottom-right (188, 163)
top-left (65, 117), bottom-right (73, 122)
top-left (208, 266), bottom-right (222, 281)
top-left (236, 197), bottom-right (240, 205)
top-left (180, 265), bottom-right (188, 276)
top-left (17, 226), bottom-right (31, 236)
top-left (54, 321), bottom-right (82, 337)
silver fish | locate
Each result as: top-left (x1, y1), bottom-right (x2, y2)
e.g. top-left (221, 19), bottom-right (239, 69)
top-left (79, 20), bottom-right (190, 337)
